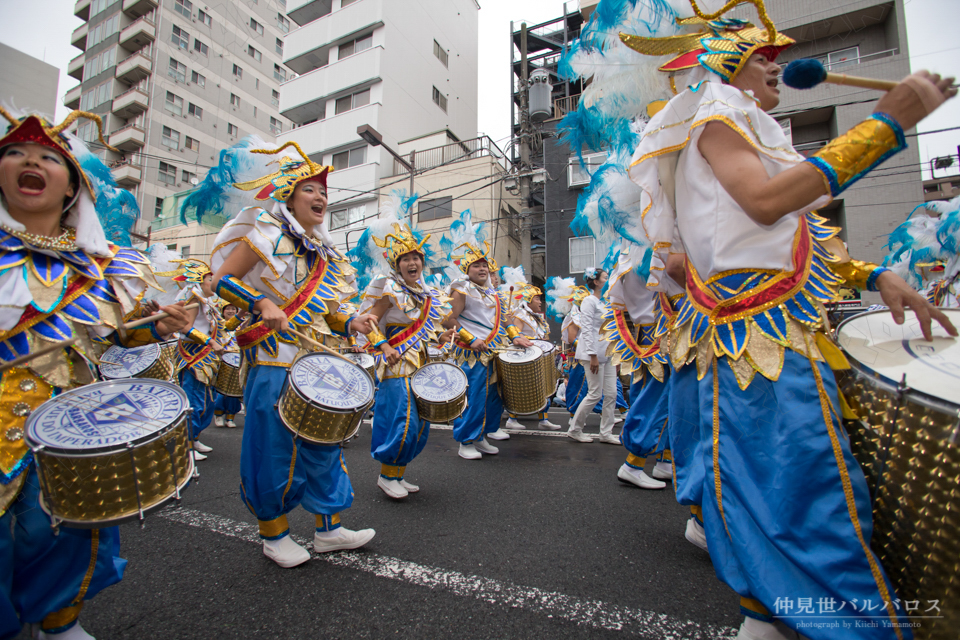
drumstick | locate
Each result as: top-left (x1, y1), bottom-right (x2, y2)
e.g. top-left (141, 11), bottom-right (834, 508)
top-left (286, 328), bottom-right (357, 365)
top-left (124, 302), bottom-right (200, 330)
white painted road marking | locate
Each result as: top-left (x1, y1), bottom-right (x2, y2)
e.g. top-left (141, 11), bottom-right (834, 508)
top-left (159, 507), bottom-right (736, 639)
top-left (428, 424), bottom-right (571, 438)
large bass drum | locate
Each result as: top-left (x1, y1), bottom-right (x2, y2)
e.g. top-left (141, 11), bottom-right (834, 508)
top-left (530, 339), bottom-right (561, 398)
top-left (496, 345), bottom-right (547, 415)
top-left (99, 343), bottom-right (174, 382)
top-left (25, 379), bottom-right (193, 527)
top-left (215, 352), bottom-right (243, 397)
top-left (836, 308), bottom-right (960, 639)
top-left (277, 353), bottom-right (375, 445)
top-left (410, 362), bottom-right (468, 424)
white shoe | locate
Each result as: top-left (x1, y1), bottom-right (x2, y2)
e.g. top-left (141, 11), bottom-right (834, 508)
top-left (614, 415), bottom-right (624, 424)
top-left (458, 443), bottom-right (482, 460)
top-left (617, 463), bottom-right (667, 489)
top-left (538, 419), bottom-right (561, 430)
top-left (736, 617), bottom-right (799, 640)
top-left (263, 535), bottom-right (311, 568)
top-left (214, 415), bottom-right (225, 427)
top-left (36, 621), bottom-right (96, 640)
top-left (652, 461), bottom-right (673, 480)
top-left (567, 429), bottom-right (593, 443)
top-left (225, 418), bottom-right (237, 428)
top-left (504, 417), bottom-right (524, 430)
top-left (474, 438), bottom-right (499, 455)
top-left (313, 527), bottom-right (376, 553)
top-left (192, 450), bottom-right (208, 461)
top-left (400, 479), bottom-right (419, 493)
top-left (377, 476), bottom-right (408, 499)
top-left (597, 434), bottom-right (621, 445)
top-left (487, 428), bottom-right (510, 440)
top-left (685, 517), bottom-right (708, 552)
top-left (193, 441), bottom-right (212, 453)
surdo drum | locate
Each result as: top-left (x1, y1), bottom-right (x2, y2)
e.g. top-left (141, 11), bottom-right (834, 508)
top-left (344, 352), bottom-right (376, 380)
top-left (410, 362), bottom-right (468, 424)
top-left (99, 343), bottom-right (175, 382)
top-left (530, 339), bottom-right (561, 397)
top-left (496, 345), bottom-right (548, 415)
top-left (215, 352), bottom-right (243, 397)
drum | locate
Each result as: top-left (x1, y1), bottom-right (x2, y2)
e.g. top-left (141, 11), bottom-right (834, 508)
top-left (277, 353), bottom-right (375, 445)
top-left (531, 339), bottom-right (561, 397)
top-left (836, 309), bottom-right (960, 639)
top-left (496, 345), bottom-right (547, 415)
top-left (344, 352), bottom-right (376, 380)
top-left (25, 379), bottom-right (193, 527)
top-left (410, 362), bottom-right (468, 424)
top-left (427, 345), bottom-right (445, 363)
top-left (160, 339), bottom-right (180, 364)
top-left (99, 343), bottom-right (174, 382)
top-left (214, 352), bottom-right (243, 397)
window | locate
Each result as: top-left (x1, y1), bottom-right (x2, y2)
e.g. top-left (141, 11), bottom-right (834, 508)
top-left (275, 38), bottom-right (283, 55)
top-left (330, 204), bottom-right (366, 230)
top-left (418, 196), bottom-right (453, 222)
top-left (253, 106), bottom-right (258, 117)
top-left (250, 18), bottom-right (263, 35)
top-left (230, 93), bottom-right (241, 107)
top-left (168, 57), bottom-right (187, 82)
top-left (182, 170), bottom-right (197, 185)
top-left (174, 0), bottom-right (192, 18)
top-left (158, 162), bottom-right (177, 186)
top-left (82, 48), bottom-right (116, 81)
top-left (76, 122), bottom-right (96, 142)
top-left (185, 136), bottom-right (200, 151)
top-left (181, 245), bottom-right (191, 258)
top-left (198, 9), bottom-right (212, 27)
top-left (81, 80), bottom-right (113, 110)
top-left (227, 123), bottom-right (239, 137)
top-left (331, 147), bottom-right (365, 170)
top-left (248, 45), bottom-right (261, 62)
top-left (569, 237), bottom-right (596, 273)
top-left (194, 39), bottom-right (208, 55)
top-left (88, 15), bottom-right (119, 47)
top-left (191, 70), bottom-right (205, 87)
top-left (567, 152), bottom-right (606, 188)
top-left (155, 198), bottom-right (165, 218)
top-left (338, 33), bottom-right (372, 60)
top-left (270, 117), bottom-right (283, 135)
top-left (172, 25), bottom-right (190, 50)
top-left (188, 103), bottom-right (203, 119)
top-left (341, 0), bottom-right (360, 6)
top-left (233, 64), bottom-right (243, 79)
top-left (432, 86), bottom-right (447, 112)
top-left (91, 0), bottom-right (108, 15)
top-left (271, 89), bottom-right (280, 106)
top-left (164, 91), bottom-right (183, 116)
top-left (273, 64), bottom-right (286, 82)
top-left (433, 40), bottom-right (448, 67)
top-left (334, 88), bottom-right (369, 115)
top-left (827, 46), bottom-right (860, 70)
top-left (277, 14), bottom-right (290, 33)
top-left (161, 126), bottom-right (181, 150)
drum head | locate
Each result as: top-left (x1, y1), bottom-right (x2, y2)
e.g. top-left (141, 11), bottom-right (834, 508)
top-left (498, 345), bottom-right (543, 364)
top-left (837, 308), bottom-right (960, 405)
top-left (222, 352), bottom-right (241, 368)
top-left (25, 379), bottom-right (188, 455)
top-left (289, 353), bottom-right (374, 411)
top-left (531, 340), bottom-right (555, 354)
top-left (344, 352), bottom-right (375, 369)
top-left (99, 344), bottom-right (162, 379)
top-left (411, 362), bottom-right (468, 402)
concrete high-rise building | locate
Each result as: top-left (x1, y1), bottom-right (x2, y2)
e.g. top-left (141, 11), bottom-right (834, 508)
top-left (66, 0), bottom-right (293, 255)
top-left (278, 0), bottom-right (480, 250)
top-left (0, 43), bottom-right (60, 116)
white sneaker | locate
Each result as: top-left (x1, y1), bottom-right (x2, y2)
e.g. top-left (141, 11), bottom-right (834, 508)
top-left (458, 443), bottom-right (482, 459)
top-left (685, 517), bottom-right (708, 552)
top-left (192, 450), bottom-right (208, 461)
top-left (614, 415), bottom-right (624, 424)
top-left (313, 527), bottom-right (376, 553)
top-left (214, 415), bottom-right (225, 427)
top-left (617, 463), bottom-right (667, 489)
top-left (400, 479), bottom-right (419, 493)
top-left (36, 621), bottom-right (96, 640)
top-left (474, 438), bottom-right (499, 455)
top-left (504, 417), bottom-right (524, 430)
top-left (377, 476), bottom-right (408, 499)
top-left (597, 434), bottom-right (621, 445)
top-left (225, 418), bottom-right (237, 428)
top-left (567, 430), bottom-right (594, 443)
top-left (652, 461), bottom-right (673, 480)
top-left (487, 428), bottom-right (510, 440)
top-left (538, 419), bottom-right (561, 430)
top-left (263, 535), bottom-right (310, 568)
top-left (736, 617), bottom-right (799, 640)
top-left (193, 441), bottom-right (213, 453)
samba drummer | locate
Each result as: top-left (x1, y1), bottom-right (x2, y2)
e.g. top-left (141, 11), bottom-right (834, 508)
top-left (440, 210), bottom-right (534, 459)
top-left (350, 196), bottom-right (454, 499)
top-left (214, 300), bottom-right (242, 428)
top-left (0, 108), bottom-right (190, 640)
top-left (499, 266), bottom-right (562, 432)
top-left (191, 138), bottom-right (380, 569)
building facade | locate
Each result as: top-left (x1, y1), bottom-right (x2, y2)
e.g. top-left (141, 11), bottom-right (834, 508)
top-left (66, 0), bottom-right (293, 256)
top-left (0, 43), bottom-right (60, 116)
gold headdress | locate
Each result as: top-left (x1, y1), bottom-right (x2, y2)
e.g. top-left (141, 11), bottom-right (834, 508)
top-left (233, 140), bottom-right (333, 203)
top-left (373, 223), bottom-right (431, 267)
top-left (155, 258), bottom-right (212, 287)
top-left (571, 286), bottom-right (590, 306)
top-left (451, 241), bottom-right (498, 275)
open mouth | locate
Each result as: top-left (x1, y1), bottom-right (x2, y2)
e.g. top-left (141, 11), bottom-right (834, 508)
top-left (311, 204), bottom-right (324, 214)
top-left (17, 171), bottom-right (46, 194)
top-left (767, 78), bottom-right (779, 89)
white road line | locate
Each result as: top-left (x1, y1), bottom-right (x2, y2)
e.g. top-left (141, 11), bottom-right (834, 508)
top-left (159, 507), bottom-right (736, 639)
top-left (428, 424), bottom-right (571, 438)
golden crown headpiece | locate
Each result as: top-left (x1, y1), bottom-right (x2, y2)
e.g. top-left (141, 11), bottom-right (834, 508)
top-left (372, 222), bottom-right (430, 267)
top-left (155, 258), bottom-right (212, 287)
top-left (619, 0), bottom-right (794, 84)
top-left (233, 140), bottom-right (333, 203)
top-left (450, 241), bottom-right (498, 275)
top-left (571, 286), bottom-right (591, 307)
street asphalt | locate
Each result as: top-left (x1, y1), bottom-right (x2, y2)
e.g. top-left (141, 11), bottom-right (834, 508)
top-left (15, 410), bottom-right (742, 640)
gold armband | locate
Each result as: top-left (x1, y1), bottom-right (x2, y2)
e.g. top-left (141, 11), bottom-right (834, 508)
top-left (806, 113), bottom-right (906, 197)
top-left (458, 328), bottom-right (476, 344)
top-left (831, 260), bottom-right (888, 292)
top-left (324, 312), bottom-right (351, 336)
top-left (367, 326), bottom-right (388, 348)
top-left (506, 325), bottom-right (521, 339)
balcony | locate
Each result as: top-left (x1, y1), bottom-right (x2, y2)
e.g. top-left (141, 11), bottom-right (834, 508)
top-left (111, 87), bottom-right (149, 119)
top-left (68, 53), bottom-right (85, 81)
top-left (71, 22), bottom-right (88, 51)
top-left (285, 0), bottom-right (383, 75)
top-left (115, 51), bottom-right (152, 84)
top-left (111, 161), bottom-right (142, 188)
top-left (279, 102), bottom-right (380, 159)
top-left (108, 124), bottom-right (145, 151)
top-left (74, 0), bottom-right (90, 20)
top-left (118, 15), bottom-right (156, 52)
top-left (64, 85), bottom-right (81, 110)
top-left (122, 0), bottom-right (158, 19)
top-left (281, 45), bottom-right (382, 123)
top-left (287, 0), bottom-right (333, 27)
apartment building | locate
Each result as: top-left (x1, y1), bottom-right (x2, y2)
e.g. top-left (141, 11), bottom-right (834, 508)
top-left (66, 0), bottom-right (293, 256)
top-left (0, 43), bottom-right (60, 116)
top-left (278, 0), bottom-right (480, 250)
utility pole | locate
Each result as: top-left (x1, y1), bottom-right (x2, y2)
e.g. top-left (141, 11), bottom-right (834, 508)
top-left (518, 22), bottom-right (533, 271)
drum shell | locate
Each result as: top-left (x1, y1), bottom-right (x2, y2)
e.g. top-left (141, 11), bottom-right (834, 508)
top-left (276, 374), bottom-right (374, 445)
top-left (410, 363), bottom-right (469, 425)
top-left (496, 356), bottom-right (548, 415)
top-left (215, 356), bottom-right (243, 397)
top-left (99, 348), bottom-right (175, 383)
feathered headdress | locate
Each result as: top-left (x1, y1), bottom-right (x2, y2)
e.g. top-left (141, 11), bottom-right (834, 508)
top-left (499, 265), bottom-right (542, 305)
top-left (546, 276), bottom-right (590, 322)
top-left (440, 209), bottom-right (497, 275)
top-left (0, 106), bottom-right (141, 252)
top-left (232, 140), bottom-right (332, 203)
top-left (883, 195), bottom-right (960, 288)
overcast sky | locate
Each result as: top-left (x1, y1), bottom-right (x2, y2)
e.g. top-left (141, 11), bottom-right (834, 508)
top-left (1, 0), bottom-right (957, 179)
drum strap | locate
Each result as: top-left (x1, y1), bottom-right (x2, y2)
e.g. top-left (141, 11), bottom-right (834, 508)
top-left (382, 296), bottom-right (433, 351)
top-left (454, 294), bottom-right (503, 350)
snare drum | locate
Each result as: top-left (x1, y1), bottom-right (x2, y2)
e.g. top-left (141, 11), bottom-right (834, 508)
top-left (25, 379), bottom-right (193, 527)
top-left (496, 346), bottom-right (547, 415)
top-left (344, 352), bottom-right (376, 380)
top-left (215, 352), bottom-right (243, 397)
top-left (836, 309), bottom-right (960, 638)
top-left (99, 343), bottom-right (174, 382)
top-left (530, 339), bottom-right (561, 397)
top-left (427, 345), bottom-right (445, 363)
top-left (277, 353), bottom-right (375, 445)
top-left (410, 362), bottom-right (468, 424)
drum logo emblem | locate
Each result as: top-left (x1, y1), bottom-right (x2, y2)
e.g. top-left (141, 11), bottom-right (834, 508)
top-left (293, 359), bottom-right (372, 410)
top-left (413, 367), bottom-right (466, 402)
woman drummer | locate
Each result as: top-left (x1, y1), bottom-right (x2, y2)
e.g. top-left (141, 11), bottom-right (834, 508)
top-left (351, 202), bottom-right (454, 499)
top-left (0, 109), bottom-right (190, 640)
top-left (198, 139), bottom-right (380, 569)
top-left (214, 300), bottom-right (242, 428)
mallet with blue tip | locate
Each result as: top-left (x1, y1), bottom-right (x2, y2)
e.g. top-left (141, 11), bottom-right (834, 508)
top-left (783, 58), bottom-right (898, 92)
